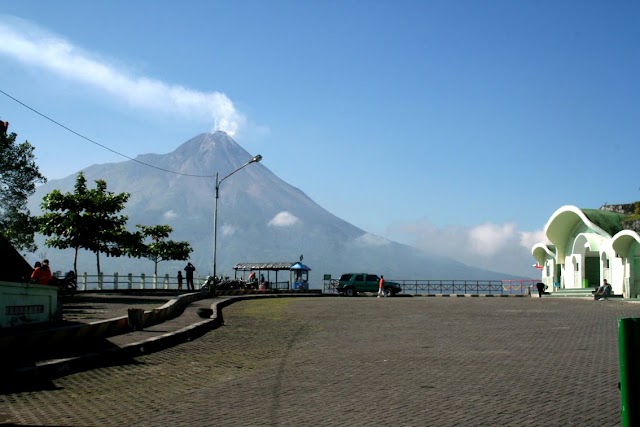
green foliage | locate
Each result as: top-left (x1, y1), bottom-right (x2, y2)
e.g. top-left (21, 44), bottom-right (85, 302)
top-left (134, 224), bottom-right (193, 274)
top-left (38, 172), bottom-right (136, 274)
top-left (619, 202), bottom-right (640, 224)
top-left (0, 130), bottom-right (47, 251)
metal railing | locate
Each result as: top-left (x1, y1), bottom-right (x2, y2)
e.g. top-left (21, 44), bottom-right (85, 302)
top-left (68, 272), bottom-right (201, 291)
top-left (64, 273), bottom-right (535, 295)
top-left (60, 272), bottom-right (295, 292)
top-left (323, 279), bottom-right (536, 296)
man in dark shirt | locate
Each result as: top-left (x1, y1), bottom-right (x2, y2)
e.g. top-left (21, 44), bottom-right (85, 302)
top-left (184, 262), bottom-right (196, 290)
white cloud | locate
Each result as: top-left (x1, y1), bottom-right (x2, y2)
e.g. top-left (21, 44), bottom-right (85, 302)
top-left (354, 233), bottom-right (390, 247)
top-left (0, 17), bottom-right (246, 136)
top-left (268, 211), bottom-right (299, 227)
top-left (163, 210), bottom-right (178, 220)
top-left (520, 229), bottom-right (549, 249)
top-left (387, 219), bottom-right (547, 278)
top-left (468, 222), bottom-right (518, 256)
top-left (222, 224), bottom-right (237, 237)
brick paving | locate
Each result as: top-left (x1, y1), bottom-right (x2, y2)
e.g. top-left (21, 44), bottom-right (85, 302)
top-left (1, 296), bottom-right (637, 426)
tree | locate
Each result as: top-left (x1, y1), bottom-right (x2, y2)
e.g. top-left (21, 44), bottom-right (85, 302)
top-left (84, 178), bottom-right (133, 274)
top-left (38, 172), bottom-right (135, 275)
top-left (134, 224), bottom-right (193, 275)
top-left (0, 128), bottom-right (47, 251)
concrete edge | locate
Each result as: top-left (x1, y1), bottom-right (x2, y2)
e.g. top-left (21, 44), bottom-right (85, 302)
top-left (5, 293), bottom-right (324, 383)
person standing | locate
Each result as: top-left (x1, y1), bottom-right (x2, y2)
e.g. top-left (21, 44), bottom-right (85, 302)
top-left (378, 275), bottom-right (385, 298)
top-left (177, 271), bottom-right (184, 290)
top-left (184, 262), bottom-right (196, 290)
top-left (535, 282), bottom-right (545, 298)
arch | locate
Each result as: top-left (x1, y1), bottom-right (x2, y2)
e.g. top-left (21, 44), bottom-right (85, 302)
top-left (531, 243), bottom-right (555, 267)
top-left (571, 233), bottom-right (602, 255)
top-left (545, 205), bottom-right (610, 264)
top-left (611, 230), bottom-right (640, 298)
top-left (612, 230), bottom-right (640, 258)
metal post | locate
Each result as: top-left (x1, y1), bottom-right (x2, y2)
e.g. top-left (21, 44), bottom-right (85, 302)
top-left (619, 317), bottom-right (640, 426)
top-left (213, 172), bottom-right (219, 284)
top-left (212, 154), bottom-right (262, 285)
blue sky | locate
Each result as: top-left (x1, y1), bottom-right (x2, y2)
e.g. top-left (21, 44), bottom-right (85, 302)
top-left (0, 1), bottom-right (638, 277)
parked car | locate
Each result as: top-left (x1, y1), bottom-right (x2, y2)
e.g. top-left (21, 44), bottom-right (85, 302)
top-left (336, 273), bottom-right (402, 297)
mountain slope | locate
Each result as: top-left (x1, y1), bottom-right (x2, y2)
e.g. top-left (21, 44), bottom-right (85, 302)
top-left (28, 132), bottom-right (518, 286)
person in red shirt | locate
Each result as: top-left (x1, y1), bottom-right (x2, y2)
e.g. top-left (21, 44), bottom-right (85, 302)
top-left (31, 259), bottom-right (53, 285)
top-left (377, 275), bottom-right (386, 298)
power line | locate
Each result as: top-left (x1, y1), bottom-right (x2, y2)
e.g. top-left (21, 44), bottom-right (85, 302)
top-left (0, 88), bottom-right (215, 178)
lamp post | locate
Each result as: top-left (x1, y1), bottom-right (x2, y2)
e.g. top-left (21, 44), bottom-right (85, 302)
top-left (213, 154), bottom-right (262, 283)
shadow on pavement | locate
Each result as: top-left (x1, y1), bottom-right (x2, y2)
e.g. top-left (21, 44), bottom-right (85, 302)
top-left (0, 340), bottom-right (146, 395)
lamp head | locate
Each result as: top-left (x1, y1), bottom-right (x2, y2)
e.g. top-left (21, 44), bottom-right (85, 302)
top-left (251, 154), bottom-right (263, 163)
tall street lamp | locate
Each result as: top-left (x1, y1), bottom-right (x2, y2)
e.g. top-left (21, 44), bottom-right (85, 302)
top-left (213, 154), bottom-right (263, 283)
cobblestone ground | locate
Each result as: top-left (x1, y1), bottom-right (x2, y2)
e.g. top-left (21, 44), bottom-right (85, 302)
top-left (1, 297), bottom-right (635, 426)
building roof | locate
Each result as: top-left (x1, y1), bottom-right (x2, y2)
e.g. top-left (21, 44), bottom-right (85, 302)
top-left (0, 233), bottom-right (33, 282)
top-left (581, 209), bottom-right (629, 237)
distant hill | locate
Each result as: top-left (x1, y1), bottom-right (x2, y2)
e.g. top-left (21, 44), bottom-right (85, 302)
top-left (28, 132), bottom-right (521, 287)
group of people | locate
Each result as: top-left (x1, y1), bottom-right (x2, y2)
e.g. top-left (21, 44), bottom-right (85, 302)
top-left (30, 259), bottom-right (76, 289)
top-left (247, 271), bottom-right (268, 289)
top-left (32, 259), bottom-right (199, 291)
top-left (177, 262), bottom-right (196, 290)
top-left (31, 259), bottom-right (53, 285)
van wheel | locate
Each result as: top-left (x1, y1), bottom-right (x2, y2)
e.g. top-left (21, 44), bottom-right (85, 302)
top-left (384, 288), bottom-right (394, 297)
top-left (345, 288), bottom-right (356, 297)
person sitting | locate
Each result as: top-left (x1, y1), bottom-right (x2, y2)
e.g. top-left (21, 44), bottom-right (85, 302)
top-left (594, 279), bottom-right (612, 300)
top-left (31, 259), bottom-right (53, 285)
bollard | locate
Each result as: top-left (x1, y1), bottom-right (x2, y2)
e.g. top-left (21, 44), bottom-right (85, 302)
top-left (619, 317), bottom-right (640, 426)
top-left (128, 308), bottom-right (145, 331)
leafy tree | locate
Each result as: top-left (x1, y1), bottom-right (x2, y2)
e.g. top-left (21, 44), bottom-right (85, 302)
top-left (0, 128), bottom-right (47, 251)
top-left (84, 178), bottom-right (134, 274)
top-left (38, 172), bottom-right (136, 275)
top-left (134, 224), bottom-right (193, 275)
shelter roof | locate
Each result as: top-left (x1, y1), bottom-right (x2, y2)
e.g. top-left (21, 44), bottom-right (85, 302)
top-left (290, 262), bottom-right (311, 271)
top-left (233, 262), bottom-right (296, 271)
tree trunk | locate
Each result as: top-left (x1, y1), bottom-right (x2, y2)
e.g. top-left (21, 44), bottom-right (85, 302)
top-left (74, 246), bottom-right (79, 276)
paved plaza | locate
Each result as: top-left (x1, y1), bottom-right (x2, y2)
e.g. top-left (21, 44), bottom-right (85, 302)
top-left (1, 296), bottom-right (637, 426)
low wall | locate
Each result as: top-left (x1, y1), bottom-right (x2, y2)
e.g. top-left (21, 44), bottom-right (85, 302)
top-left (0, 289), bottom-right (323, 354)
top-left (0, 291), bottom-right (208, 354)
top-left (0, 281), bottom-right (58, 328)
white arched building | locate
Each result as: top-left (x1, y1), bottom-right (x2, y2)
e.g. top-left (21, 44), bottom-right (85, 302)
top-left (532, 204), bottom-right (640, 298)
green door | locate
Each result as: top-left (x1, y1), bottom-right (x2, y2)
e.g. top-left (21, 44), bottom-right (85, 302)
top-left (365, 274), bottom-right (379, 293)
top-left (353, 274), bottom-right (366, 292)
top-left (584, 257), bottom-right (599, 288)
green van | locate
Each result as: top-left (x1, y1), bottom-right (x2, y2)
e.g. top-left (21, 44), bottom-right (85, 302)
top-left (336, 273), bottom-right (402, 297)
